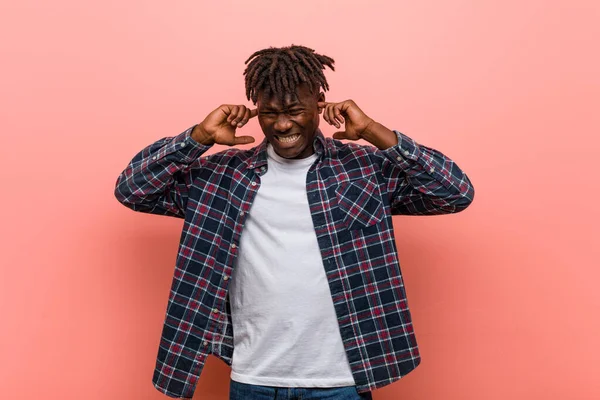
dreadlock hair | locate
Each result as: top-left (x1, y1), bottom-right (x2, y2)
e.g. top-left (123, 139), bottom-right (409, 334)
top-left (243, 44), bottom-right (335, 105)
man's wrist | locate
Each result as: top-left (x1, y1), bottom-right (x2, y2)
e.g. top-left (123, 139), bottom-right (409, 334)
top-left (190, 124), bottom-right (215, 146)
top-left (360, 120), bottom-right (398, 150)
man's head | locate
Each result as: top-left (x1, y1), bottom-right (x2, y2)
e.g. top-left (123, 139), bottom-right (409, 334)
top-left (243, 45), bottom-right (335, 159)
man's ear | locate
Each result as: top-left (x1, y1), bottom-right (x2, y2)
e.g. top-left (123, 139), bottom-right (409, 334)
top-left (317, 92), bottom-right (325, 114)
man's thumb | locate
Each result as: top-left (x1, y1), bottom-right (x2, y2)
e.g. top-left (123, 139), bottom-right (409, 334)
top-left (332, 131), bottom-right (347, 140)
top-left (234, 135), bottom-right (256, 145)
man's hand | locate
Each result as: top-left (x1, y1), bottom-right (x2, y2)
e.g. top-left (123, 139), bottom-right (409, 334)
top-left (191, 104), bottom-right (258, 146)
top-left (318, 100), bottom-right (374, 140)
top-left (318, 100), bottom-right (398, 150)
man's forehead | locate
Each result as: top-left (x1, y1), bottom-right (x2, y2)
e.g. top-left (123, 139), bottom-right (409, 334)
top-left (257, 82), bottom-right (316, 108)
top-left (260, 91), bottom-right (301, 107)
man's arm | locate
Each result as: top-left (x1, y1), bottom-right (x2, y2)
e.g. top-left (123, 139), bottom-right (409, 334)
top-left (319, 100), bottom-right (475, 216)
top-left (114, 104), bottom-right (258, 219)
top-left (114, 125), bottom-right (212, 218)
top-left (365, 122), bottom-right (475, 216)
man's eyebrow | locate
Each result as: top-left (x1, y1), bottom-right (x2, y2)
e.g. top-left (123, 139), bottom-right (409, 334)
top-left (261, 102), bottom-right (303, 111)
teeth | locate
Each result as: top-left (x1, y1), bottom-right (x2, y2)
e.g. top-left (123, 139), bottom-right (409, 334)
top-left (277, 134), bottom-right (300, 143)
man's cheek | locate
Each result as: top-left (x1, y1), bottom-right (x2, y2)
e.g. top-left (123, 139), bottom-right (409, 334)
top-left (258, 119), bottom-right (268, 131)
top-left (314, 117), bottom-right (320, 127)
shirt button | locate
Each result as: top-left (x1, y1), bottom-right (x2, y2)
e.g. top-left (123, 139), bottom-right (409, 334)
top-left (180, 143), bottom-right (186, 148)
top-left (213, 308), bottom-right (219, 314)
top-left (223, 276), bottom-right (229, 281)
top-left (403, 149), bottom-right (410, 156)
top-left (396, 156), bottom-right (402, 161)
top-left (231, 244), bottom-right (237, 249)
top-left (240, 211), bottom-right (245, 216)
top-left (249, 164), bottom-right (254, 168)
top-left (251, 182), bottom-right (257, 187)
top-left (203, 340), bottom-right (208, 346)
top-left (429, 167), bottom-right (435, 173)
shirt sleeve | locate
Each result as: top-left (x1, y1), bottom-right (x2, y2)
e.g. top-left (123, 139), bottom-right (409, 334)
top-left (114, 125), bottom-right (212, 219)
top-left (375, 130), bottom-right (475, 215)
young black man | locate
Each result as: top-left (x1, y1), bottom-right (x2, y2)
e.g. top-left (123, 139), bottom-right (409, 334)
top-left (115, 44), bottom-right (475, 400)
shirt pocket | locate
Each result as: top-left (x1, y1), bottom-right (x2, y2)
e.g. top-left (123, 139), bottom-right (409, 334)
top-left (335, 176), bottom-right (385, 230)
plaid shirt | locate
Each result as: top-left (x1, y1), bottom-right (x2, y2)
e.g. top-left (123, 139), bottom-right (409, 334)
top-left (115, 125), bottom-right (474, 399)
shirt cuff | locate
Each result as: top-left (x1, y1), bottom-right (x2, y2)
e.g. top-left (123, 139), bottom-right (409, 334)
top-left (162, 125), bottom-right (213, 162)
top-left (381, 130), bottom-right (422, 168)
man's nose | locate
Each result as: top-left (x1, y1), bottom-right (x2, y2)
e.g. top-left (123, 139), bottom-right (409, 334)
top-left (274, 114), bottom-right (293, 132)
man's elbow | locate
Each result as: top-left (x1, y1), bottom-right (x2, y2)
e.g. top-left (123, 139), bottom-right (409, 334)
top-left (452, 182), bottom-right (475, 213)
top-left (114, 177), bottom-right (139, 211)
top-left (114, 185), bottom-right (134, 210)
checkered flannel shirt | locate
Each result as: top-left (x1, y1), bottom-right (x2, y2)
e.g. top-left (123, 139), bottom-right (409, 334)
top-left (114, 125), bottom-right (474, 399)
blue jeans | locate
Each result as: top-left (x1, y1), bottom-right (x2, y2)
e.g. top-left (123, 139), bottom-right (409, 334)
top-left (229, 380), bottom-right (373, 400)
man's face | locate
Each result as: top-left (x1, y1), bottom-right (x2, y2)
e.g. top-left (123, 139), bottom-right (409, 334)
top-left (256, 82), bottom-right (325, 159)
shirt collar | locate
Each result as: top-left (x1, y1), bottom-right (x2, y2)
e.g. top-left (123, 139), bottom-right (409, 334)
top-left (244, 128), bottom-right (327, 170)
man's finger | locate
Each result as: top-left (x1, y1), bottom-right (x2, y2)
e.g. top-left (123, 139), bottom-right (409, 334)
top-left (238, 108), bottom-right (252, 127)
top-left (232, 106), bottom-right (247, 126)
top-left (327, 105), bottom-right (340, 128)
top-left (321, 105), bottom-right (329, 124)
top-left (317, 101), bottom-right (328, 108)
top-left (227, 105), bottom-right (239, 122)
top-left (334, 108), bottom-right (345, 124)
top-left (249, 108), bottom-right (258, 119)
top-left (332, 131), bottom-right (348, 140)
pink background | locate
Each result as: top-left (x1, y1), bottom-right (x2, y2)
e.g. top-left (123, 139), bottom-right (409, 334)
top-left (1, 1), bottom-right (599, 399)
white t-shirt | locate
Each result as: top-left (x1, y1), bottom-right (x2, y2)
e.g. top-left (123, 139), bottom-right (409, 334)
top-left (228, 143), bottom-right (356, 388)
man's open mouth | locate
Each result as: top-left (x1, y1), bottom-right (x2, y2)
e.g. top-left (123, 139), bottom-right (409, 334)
top-left (275, 134), bottom-right (301, 144)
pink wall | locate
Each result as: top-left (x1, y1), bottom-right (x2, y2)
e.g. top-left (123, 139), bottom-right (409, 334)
top-left (1, 1), bottom-right (599, 399)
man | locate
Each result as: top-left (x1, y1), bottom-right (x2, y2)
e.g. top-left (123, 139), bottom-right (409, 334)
top-left (115, 45), bottom-right (474, 400)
